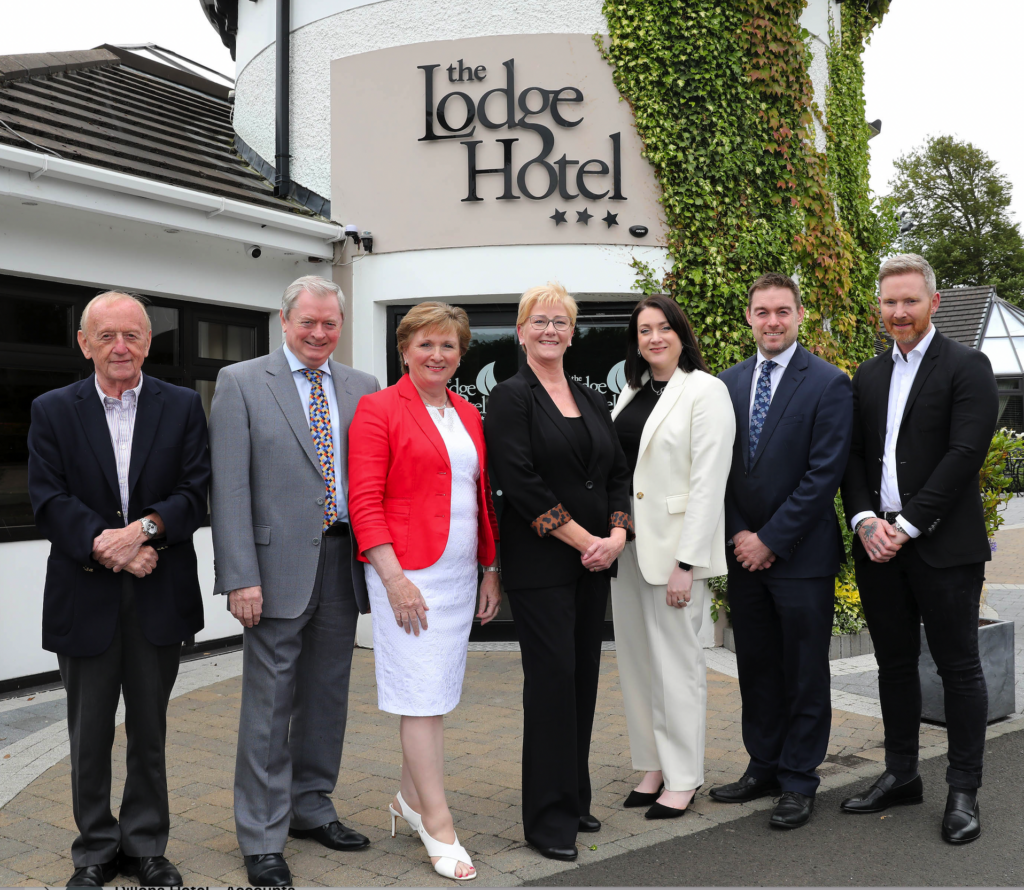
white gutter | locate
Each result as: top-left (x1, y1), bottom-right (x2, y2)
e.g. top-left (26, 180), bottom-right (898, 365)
top-left (0, 143), bottom-right (343, 247)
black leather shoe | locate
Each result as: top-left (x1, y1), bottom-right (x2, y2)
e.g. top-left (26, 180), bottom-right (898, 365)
top-left (942, 789), bottom-right (981, 844)
top-left (624, 784), bottom-right (664, 808)
top-left (578, 814), bottom-right (601, 832)
top-left (770, 791), bottom-right (814, 829)
top-left (244, 853), bottom-right (292, 887)
top-left (645, 802), bottom-right (688, 820)
top-left (841, 772), bottom-right (924, 814)
top-left (709, 774), bottom-right (781, 803)
top-left (288, 820), bottom-right (370, 850)
top-left (530, 843), bottom-right (578, 861)
top-left (67, 858), bottom-right (118, 887)
top-left (117, 855), bottom-right (182, 887)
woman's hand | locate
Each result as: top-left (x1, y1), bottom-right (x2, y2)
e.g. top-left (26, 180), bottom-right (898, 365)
top-left (477, 572), bottom-right (502, 625)
top-left (666, 565), bottom-right (693, 609)
top-left (384, 573), bottom-right (430, 635)
top-left (581, 528), bottom-right (627, 572)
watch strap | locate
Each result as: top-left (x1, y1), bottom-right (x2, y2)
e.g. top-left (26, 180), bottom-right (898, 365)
top-left (678, 561), bottom-right (692, 572)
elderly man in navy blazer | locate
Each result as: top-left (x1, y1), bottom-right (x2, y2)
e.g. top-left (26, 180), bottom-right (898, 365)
top-left (28, 291), bottom-right (210, 888)
top-left (710, 273), bottom-right (853, 829)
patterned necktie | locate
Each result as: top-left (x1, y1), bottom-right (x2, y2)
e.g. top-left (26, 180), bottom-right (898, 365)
top-left (299, 369), bottom-right (338, 531)
top-left (749, 359), bottom-right (778, 463)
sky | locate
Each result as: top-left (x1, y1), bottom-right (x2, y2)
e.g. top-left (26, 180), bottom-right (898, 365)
top-left (1, 0), bottom-right (1021, 223)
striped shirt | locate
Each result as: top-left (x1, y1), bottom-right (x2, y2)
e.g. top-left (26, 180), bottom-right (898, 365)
top-left (95, 374), bottom-right (143, 525)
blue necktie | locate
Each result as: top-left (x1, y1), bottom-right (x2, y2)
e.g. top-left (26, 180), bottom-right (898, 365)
top-left (749, 359), bottom-right (777, 463)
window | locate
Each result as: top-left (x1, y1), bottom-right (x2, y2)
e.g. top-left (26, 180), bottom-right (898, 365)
top-left (0, 273), bottom-right (270, 542)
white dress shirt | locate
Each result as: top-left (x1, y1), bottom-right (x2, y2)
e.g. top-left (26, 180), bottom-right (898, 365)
top-left (282, 343), bottom-right (349, 522)
top-left (96, 373), bottom-right (143, 524)
top-left (748, 340), bottom-right (799, 423)
top-left (849, 324), bottom-right (938, 538)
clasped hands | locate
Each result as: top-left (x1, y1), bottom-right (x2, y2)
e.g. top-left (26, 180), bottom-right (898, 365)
top-left (857, 517), bottom-right (909, 563)
top-left (91, 522), bottom-right (157, 577)
top-left (581, 527), bottom-right (627, 572)
top-left (732, 529), bottom-right (775, 572)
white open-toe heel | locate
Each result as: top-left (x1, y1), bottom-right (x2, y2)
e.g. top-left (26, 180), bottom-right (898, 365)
top-left (417, 823), bottom-right (476, 882)
top-left (389, 790), bottom-right (422, 837)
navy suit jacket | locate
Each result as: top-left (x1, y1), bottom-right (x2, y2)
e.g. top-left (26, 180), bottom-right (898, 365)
top-left (719, 343), bottom-right (853, 579)
top-left (27, 374), bottom-right (211, 657)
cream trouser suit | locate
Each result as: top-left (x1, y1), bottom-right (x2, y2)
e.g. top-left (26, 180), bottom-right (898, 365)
top-left (609, 367), bottom-right (735, 792)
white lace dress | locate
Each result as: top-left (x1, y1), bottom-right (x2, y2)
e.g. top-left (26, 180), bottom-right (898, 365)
top-left (365, 404), bottom-right (481, 716)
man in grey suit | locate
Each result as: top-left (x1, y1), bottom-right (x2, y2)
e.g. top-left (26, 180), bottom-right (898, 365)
top-left (209, 275), bottom-right (378, 887)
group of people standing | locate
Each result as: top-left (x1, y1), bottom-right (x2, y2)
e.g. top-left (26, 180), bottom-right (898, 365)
top-left (27, 252), bottom-right (997, 888)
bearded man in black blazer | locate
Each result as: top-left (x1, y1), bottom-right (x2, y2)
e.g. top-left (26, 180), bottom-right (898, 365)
top-left (840, 254), bottom-right (998, 844)
top-left (28, 291), bottom-right (210, 887)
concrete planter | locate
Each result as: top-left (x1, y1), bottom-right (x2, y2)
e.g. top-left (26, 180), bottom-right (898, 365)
top-left (920, 619), bottom-right (1016, 724)
top-left (722, 627), bottom-right (873, 661)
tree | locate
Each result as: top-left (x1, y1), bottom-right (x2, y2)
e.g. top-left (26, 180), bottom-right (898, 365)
top-left (890, 135), bottom-right (1024, 305)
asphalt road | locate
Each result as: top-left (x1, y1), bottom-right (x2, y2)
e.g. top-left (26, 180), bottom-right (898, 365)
top-left (530, 730), bottom-right (1024, 887)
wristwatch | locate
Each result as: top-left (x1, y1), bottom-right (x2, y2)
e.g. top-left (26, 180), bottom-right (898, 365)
top-left (893, 517), bottom-right (909, 537)
top-left (140, 517), bottom-right (159, 539)
top-left (482, 565), bottom-right (501, 574)
top-left (678, 561), bottom-right (692, 572)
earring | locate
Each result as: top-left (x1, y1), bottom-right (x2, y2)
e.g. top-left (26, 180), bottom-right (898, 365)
top-left (637, 348), bottom-right (641, 356)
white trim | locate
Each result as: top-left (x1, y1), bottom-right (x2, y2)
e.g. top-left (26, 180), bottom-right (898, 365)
top-left (0, 144), bottom-right (343, 259)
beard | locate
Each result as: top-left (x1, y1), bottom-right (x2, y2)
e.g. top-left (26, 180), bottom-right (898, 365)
top-left (884, 316), bottom-right (929, 344)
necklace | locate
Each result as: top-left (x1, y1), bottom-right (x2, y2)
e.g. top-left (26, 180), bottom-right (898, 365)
top-left (422, 394), bottom-right (450, 410)
top-left (649, 377), bottom-right (668, 396)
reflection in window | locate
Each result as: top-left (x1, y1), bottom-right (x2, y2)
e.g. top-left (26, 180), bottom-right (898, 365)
top-left (195, 379), bottom-right (216, 419)
top-left (0, 368), bottom-right (81, 531)
top-left (0, 295), bottom-right (73, 348)
top-left (564, 324), bottom-right (629, 410)
top-left (148, 306), bottom-right (180, 366)
top-left (998, 394), bottom-right (1024, 432)
top-left (198, 321), bottom-right (256, 362)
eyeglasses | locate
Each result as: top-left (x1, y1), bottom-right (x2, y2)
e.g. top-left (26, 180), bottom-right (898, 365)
top-left (527, 316), bottom-right (572, 332)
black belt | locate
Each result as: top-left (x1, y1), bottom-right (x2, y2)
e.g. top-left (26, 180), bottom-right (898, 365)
top-left (323, 521), bottom-right (350, 537)
top-left (882, 511), bottom-right (900, 523)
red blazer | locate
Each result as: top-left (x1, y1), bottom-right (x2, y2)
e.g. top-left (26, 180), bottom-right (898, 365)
top-left (348, 373), bottom-right (499, 570)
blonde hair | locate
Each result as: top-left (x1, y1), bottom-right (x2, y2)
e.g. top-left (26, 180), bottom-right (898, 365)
top-left (517, 282), bottom-right (578, 327)
top-left (878, 253), bottom-right (937, 295)
top-left (396, 302), bottom-right (471, 371)
top-left (80, 291), bottom-right (152, 335)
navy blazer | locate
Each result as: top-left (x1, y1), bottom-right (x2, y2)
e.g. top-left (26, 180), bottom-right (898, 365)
top-left (27, 374), bottom-right (211, 656)
top-left (719, 343), bottom-right (853, 579)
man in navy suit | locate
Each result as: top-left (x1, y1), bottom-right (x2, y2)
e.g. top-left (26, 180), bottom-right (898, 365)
top-left (710, 273), bottom-right (853, 829)
top-left (28, 291), bottom-right (210, 887)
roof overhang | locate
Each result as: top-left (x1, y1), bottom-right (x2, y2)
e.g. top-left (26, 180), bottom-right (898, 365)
top-left (199, 0), bottom-right (239, 60)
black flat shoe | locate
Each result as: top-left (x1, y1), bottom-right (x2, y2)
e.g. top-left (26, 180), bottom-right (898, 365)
top-left (67, 858), bottom-right (118, 887)
top-left (709, 774), bottom-right (781, 804)
top-left (578, 814), bottom-right (601, 832)
top-left (244, 853), bottom-right (292, 887)
top-left (289, 820), bottom-right (370, 850)
top-left (645, 802), bottom-right (688, 820)
top-left (530, 843), bottom-right (578, 861)
top-left (117, 855), bottom-right (182, 887)
top-left (769, 791), bottom-right (814, 829)
top-left (841, 772), bottom-right (923, 814)
top-left (942, 789), bottom-right (981, 844)
top-left (624, 783), bottom-right (664, 808)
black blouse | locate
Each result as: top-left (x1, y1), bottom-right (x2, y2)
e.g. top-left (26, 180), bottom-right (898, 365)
top-left (613, 382), bottom-right (661, 479)
top-left (565, 416), bottom-right (593, 468)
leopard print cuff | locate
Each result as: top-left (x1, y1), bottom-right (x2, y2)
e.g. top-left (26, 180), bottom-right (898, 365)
top-left (609, 511), bottom-right (635, 541)
top-left (532, 503), bottom-right (572, 537)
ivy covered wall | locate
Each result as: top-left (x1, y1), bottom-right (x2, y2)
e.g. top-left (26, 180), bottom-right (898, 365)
top-left (600, 0), bottom-right (897, 373)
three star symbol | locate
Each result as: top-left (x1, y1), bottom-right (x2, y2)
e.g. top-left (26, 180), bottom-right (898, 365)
top-left (549, 209), bottom-right (567, 225)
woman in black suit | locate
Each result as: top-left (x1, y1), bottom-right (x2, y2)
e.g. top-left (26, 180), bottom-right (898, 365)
top-left (484, 282), bottom-right (632, 862)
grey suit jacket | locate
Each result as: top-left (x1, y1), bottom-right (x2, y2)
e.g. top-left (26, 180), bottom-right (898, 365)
top-left (209, 346), bottom-right (379, 617)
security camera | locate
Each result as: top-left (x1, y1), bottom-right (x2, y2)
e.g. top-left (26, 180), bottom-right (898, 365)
top-left (362, 231), bottom-right (373, 253)
top-left (245, 244), bottom-right (262, 259)
top-left (344, 224), bottom-right (361, 247)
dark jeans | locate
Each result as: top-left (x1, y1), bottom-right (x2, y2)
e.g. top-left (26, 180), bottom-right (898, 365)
top-left (506, 571), bottom-right (608, 848)
top-left (855, 542), bottom-right (987, 789)
top-left (58, 574), bottom-right (181, 867)
top-left (727, 568), bottom-right (834, 797)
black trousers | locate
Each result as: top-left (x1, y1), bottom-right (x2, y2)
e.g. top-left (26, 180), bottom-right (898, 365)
top-left (727, 567), bottom-right (834, 797)
top-left (855, 543), bottom-right (987, 789)
top-left (506, 571), bottom-right (608, 848)
top-left (57, 574), bottom-right (180, 866)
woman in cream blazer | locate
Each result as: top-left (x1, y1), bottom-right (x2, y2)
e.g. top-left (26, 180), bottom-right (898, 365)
top-left (610, 295), bottom-right (736, 819)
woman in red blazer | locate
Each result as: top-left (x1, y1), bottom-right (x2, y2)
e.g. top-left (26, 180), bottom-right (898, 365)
top-left (348, 302), bottom-right (499, 882)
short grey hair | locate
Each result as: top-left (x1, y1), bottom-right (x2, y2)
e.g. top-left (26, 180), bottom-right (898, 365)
top-left (80, 291), bottom-right (152, 334)
top-left (282, 275), bottom-right (345, 319)
top-left (878, 253), bottom-right (937, 295)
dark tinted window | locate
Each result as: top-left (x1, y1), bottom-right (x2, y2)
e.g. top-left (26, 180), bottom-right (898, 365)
top-left (0, 295), bottom-right (73, 348)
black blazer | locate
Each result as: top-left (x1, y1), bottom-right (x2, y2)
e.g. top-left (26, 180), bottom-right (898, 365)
top-left (27, 375), bottom-right (211, 656)
top-left (841, 331), bottom-right (998, 568)
top-left (719, 343), bottom-right (853, 579)
top-left (484, 364), bottom-right (632, 590)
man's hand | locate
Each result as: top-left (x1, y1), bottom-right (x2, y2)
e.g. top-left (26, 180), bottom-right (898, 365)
top-left (477, 572), bottom-right (502, 625)
top-left (666, 565), bottom-right (693, 609)
top-left (857, 518), bottom-right (902, 563)
top-left (733, 530), bottom-right (775, 571)
top-left (92, 523), bottom-right (146, 572)
top-left (229, 586), bottom-right (264, 628)
top-left (125, 547), bottom-right (158, 578)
